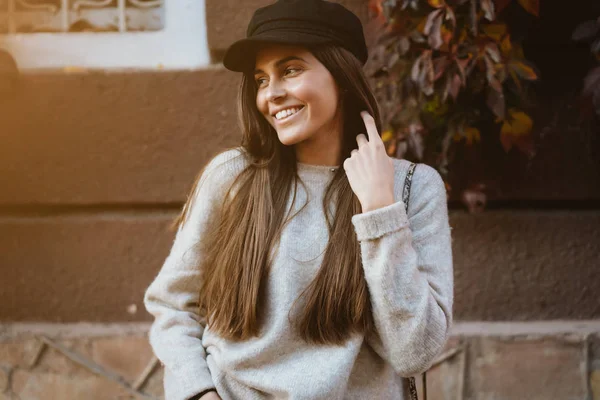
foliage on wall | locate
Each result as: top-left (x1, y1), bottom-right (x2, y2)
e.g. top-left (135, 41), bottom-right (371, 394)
top-left (365, 0), bottom-right (540, 191)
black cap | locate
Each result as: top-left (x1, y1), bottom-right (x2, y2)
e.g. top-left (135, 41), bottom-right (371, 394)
top-left (223, 0), bottom-right (368, 73)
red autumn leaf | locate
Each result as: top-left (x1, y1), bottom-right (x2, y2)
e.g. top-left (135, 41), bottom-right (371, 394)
top-left (507, 69), bottom-right (522, 94)
top-left (487, 86), bottom-right (506, 119)
top-left (368, 0), bottom-right (384, 17)
top-left (455, 57), bottom-right (472, 83)
top-left (434, 56), bottom-right (451, 80)
top-left (424, 9), bottom-right (444, 33)
top-left (500, 35), bottom-right (512, 55)
top-left (448, 73), bottom-right (462, 100)
top-left (517, 0), bottom-right (539, 17)
top-left (481, 0), bottom-right (495, 21)
top-left (407, 123), bottom-right (425, 160)
top-left (428, 14), bottom-right (445, 49)
top-left (485, 43), bottom-right (502, 63)
top-left (441, 25), bottom-right (454, 46)
top-left (484, 55), bottom-right (503, 92)
top-left (509, 60), bottom-right (538, 80)
top-left (445, 6), bottom-right (456, 26)
top-left (572, 20), bottom-right (600, 41)
top-left (411, 51), bottom-right (435, 96)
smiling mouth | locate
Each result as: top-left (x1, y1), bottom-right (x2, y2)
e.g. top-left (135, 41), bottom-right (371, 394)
top-left (274, 106), bottom-right (305, 124)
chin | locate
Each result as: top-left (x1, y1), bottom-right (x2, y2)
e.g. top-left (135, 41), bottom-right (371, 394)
top-left (276, 130), bottom-right (310, 146)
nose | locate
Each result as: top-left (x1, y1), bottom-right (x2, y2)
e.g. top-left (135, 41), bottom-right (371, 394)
top-left (265, 79), bottom-right (286, 102)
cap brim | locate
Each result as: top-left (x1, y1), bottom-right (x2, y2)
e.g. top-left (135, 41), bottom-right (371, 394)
top-left (223, 31), bottom-right (334, 72)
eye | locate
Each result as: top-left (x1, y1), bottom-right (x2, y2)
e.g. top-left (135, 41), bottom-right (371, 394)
top-left (285, 67), bottom-right (301, 75)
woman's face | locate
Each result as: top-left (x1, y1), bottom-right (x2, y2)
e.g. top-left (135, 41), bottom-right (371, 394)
top-left (254, 44), bottom-right (342, 148)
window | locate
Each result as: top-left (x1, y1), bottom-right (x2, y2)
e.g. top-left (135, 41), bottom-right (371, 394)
top-left (0, 0), bottom-right (210, 69)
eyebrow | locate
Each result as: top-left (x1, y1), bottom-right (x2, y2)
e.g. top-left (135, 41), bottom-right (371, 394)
top-left (254, 56), bottom-right (307, 75)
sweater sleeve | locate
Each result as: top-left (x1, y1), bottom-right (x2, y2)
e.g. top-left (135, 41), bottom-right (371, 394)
top-left (351, 164), bottom-right (453, 377)
top-left (143, 149), bottom-right (245, 400)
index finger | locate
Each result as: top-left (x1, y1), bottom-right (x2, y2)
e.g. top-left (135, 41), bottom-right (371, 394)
top-left (360, 111), bottom-right (381, 143)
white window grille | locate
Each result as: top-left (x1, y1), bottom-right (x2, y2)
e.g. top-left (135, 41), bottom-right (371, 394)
top-left (0, 0), bottom-right (210, 70)
top-left (0, 0), bottom-right (165, 34)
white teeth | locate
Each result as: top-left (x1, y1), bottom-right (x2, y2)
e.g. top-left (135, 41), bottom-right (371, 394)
top-left (275, 107), bottom-right (302, 120)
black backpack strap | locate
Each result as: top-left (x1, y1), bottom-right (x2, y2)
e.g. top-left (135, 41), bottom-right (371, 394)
top-left (403, 162), bottom-right (426, 400)
top-left (402, 162), bottom-right (417, 213)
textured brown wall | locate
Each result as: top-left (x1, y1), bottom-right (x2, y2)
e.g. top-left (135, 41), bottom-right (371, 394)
top-left (1, 208), bottom-right (599, 322)
top-left (0, 0), bottom-right (599, 322)
top-left (0, 70), bottom-right (240, 204)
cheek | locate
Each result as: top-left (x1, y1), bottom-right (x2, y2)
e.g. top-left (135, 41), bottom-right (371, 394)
top-left (304, 86), bottom-right (339, 119)
top-left (295, 80), bottom-right (336, 111)
top-left (256, 93), bottom-right (267, 116)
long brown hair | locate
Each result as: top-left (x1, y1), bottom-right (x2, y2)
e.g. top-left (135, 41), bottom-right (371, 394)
top-left (175, 44), bottom-right (383, 345)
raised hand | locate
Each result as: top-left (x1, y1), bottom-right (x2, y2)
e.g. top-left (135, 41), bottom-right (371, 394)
top-left (343, 111), bottom-right (395, 213)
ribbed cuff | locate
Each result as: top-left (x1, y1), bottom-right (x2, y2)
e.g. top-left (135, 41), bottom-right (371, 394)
top-left (351, 201), bottom-right (409, 241)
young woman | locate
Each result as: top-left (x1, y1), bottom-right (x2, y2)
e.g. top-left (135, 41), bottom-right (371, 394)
top-left (143, 1), bottom-right (454, 399)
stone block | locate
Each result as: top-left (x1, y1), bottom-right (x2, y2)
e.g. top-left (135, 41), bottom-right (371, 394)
top-left (141, 364), bottom-right (164, 397)
top-left (91, 336), bottom-right (154, 382)
top-left (417, 338), bottom-right (465, 400)
top-left (467, 337), bottom-right (586, 400)
top-left (591, 370), bottom-right (600, 400)
top-left (0, 338), bottom-right (43, 369)
top-left (0, 367), bottom-right (9, 392)
top-left (35, 339), bottom-right (92, 377)
top-left (11, 370), bottom-right (132, 400)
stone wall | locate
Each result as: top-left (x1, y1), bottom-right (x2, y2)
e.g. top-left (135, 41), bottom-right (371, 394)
top-left (1, 322), bottom-right (599, 400)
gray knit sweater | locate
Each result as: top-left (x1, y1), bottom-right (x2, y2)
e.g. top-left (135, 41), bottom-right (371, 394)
top-left (143, 148), bottom-right (453, 400)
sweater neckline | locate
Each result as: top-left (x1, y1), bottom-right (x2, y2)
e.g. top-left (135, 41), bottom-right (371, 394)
top-left (296, 161), bottom-right (340, 182)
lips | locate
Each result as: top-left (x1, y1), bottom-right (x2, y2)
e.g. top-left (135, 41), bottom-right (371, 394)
top-left (274, 106), bottom-right (305, 125)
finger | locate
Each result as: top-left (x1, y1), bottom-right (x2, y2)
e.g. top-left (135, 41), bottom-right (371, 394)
top-left (356, 134), bottom-right (368, 149)
top-left (350, 149), bottom-right (359, 157)
top-left (360, 111), bottom-right (380, 143)
top-left (343, 157), bottom-right (353, 171)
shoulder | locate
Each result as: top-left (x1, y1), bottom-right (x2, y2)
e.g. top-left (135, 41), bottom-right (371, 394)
top-left (204, 147), bottom-right (250, 179)
top-left (391, 158), bottom-right (446, 197)
top-left (199, 147), bottom-right (250, 191)
top-left (390, 158), bottom-right (448, 222)
top-left (184, 147), bottom-right (250, 213)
